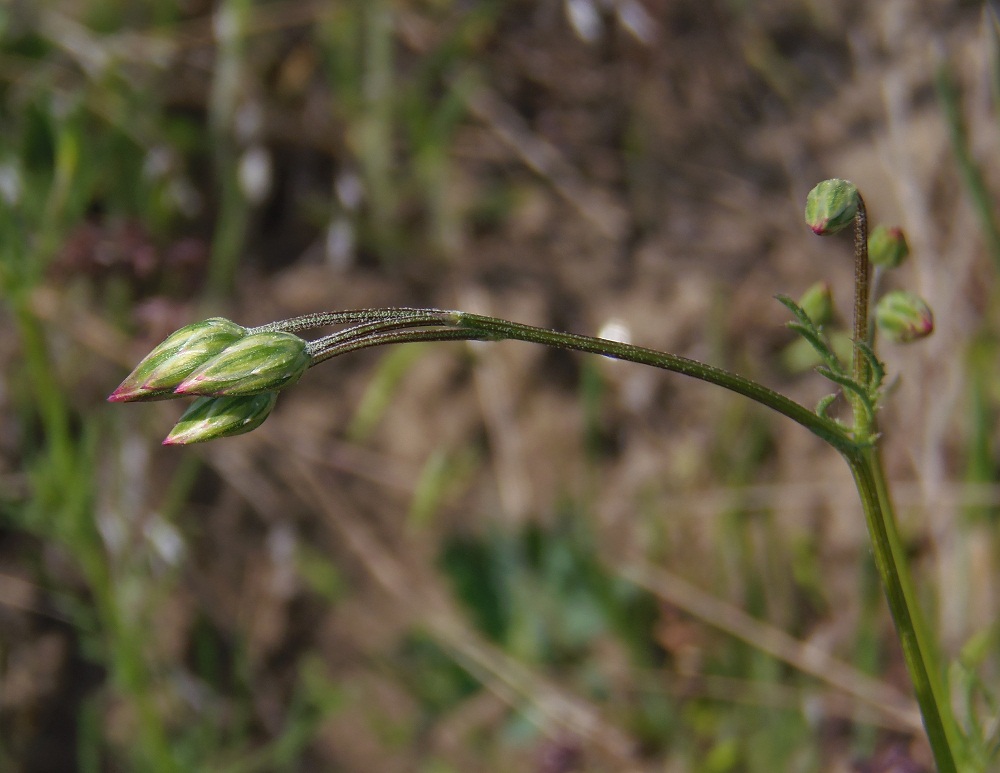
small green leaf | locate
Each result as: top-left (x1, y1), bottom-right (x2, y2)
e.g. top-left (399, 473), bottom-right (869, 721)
top-left (817, 367), bottom-right (875, 425)
top-left (854, 339), bottom-right (886, 392)
top-left (816, 393), bottom-right (838, 418)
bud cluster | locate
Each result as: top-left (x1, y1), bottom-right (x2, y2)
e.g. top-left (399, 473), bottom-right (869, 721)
top-left (109, 308), bottom-right (466, 445)
top-left (803, 178), bottom-right (932, 346)
top-left (109, 318), bottom-right (310, 444)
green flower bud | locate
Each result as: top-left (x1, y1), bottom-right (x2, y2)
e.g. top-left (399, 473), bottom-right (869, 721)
top-left (867, 225), bottom-right (909, 268)
top-left (797, 281), bottom-right (835, 326)
top-left (108, 317), bottom-right (247, 402)
top-left (875, 290), bottom-right (933, 343)
top-left (174, 331), bottom-right (310, 397)
top-left (163, 393), bottom-right (277, 445)
top-left (805, 179), bottom-right (859, 235)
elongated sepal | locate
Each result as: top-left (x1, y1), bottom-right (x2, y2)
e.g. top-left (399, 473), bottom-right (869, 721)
top-left (174, 331), bottom-right (310, 396)
top-left (804, 179), bottom-right (859, 236)
top-left (163, 393), bottom-right (278, 445)
top-left (108, 317), bottom-right (247, 402)
top-left (868, 225), bottom-right (910, 268)
top-left (875, 291), bottom-right (934, 343)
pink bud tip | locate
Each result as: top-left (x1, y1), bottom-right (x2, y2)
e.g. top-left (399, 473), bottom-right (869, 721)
top-left (172, 376), bottom-right (205, 395)
top-left (108, 387), bottom-right (137, 402)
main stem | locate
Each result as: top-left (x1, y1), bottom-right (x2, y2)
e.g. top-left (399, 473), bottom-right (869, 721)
top-left (846, 201), bottom-right (960, 771)
top-left (846, 448), bottom-right (959, 772)
top-left (294, 230), bottom-right (959, 766)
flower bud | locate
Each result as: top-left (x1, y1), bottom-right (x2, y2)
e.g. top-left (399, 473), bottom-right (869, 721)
top-left (875, 291), bottom-right (933, 343)
top-left (163, 393), bottom-right (277, 445)
top-left (174, 331), bottom-right (310, 397)
top-left (867, 225), bottom-right (909, 268)
top-left (805, 179), bottom-right (859, 235)
top-left (797, 281), bottom-right (835, 326)
top-left (108, 317), bottom-right (247, 402)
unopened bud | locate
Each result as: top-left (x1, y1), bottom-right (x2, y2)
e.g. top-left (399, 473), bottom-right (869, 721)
top-left (876, 291), bottom-right (933, 343)
top-left (174, 331), bottom-right (310, 396)
top-left (798, 281), bottom-right (835, 326)
top-left (867, 225), bottom-right (909, 268)
top-left (108, 317), bottom-right (247, 402)
top-left (163, 393), bottom-right (277, 445)
top-left (805, 179), bottom-right (859, 236)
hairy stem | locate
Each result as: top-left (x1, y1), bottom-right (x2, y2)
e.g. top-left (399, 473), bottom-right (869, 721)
top-left (845, 448), bottom-right (961, 772)
top-left (449, 311), bottom-right (856, 454)
top-left (852, 195), bottom-right (872, 434)
top-left (261, 301), bottom-right (962, 767)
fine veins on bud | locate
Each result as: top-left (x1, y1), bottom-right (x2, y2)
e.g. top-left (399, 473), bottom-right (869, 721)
top-left (868, 225), bottom-right (910, 268)
top-left (174, 330), bottom-right (311, 397)
top-left (108, 317), bottom-right (247, 402)
top-left (163, 393), bottom-right (279, 445)
top-left (875, 290), bottom-right (934, 343)
top-left (804, 179), bottom-right (859, 236)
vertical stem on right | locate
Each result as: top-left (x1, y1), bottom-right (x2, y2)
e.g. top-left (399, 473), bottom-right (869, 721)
top-left (851, 196), bottom-right (872, 437)
top-left (852, 197), bottom-right (871, 390)
top-left (847, 450), bottom-right (961, 772)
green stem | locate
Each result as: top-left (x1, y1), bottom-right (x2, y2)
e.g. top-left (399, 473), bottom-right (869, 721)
top-left (290, 306), bottom-right (852, 450)
top-left (252, 308), bottom-right (442, 334)
top-left (247, 297), bottom-right (963, 767)
top-left (845, 447), bottom-right (961, 772)
top-left (310, 326), bottom-right (483, 364)
top-left (306, 312), bottom-right (466, 357)
top-left (448, 311), bottom-right (855, 454)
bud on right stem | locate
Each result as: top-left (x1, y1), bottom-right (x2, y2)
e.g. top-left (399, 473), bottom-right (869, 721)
top-left (876, 291), bottom-right (934, 343)
top-left (868, 225), bottom-right (910, 268)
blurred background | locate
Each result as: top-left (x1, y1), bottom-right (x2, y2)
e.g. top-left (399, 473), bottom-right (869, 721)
top-left (1, 1), bottom-right (999, 770)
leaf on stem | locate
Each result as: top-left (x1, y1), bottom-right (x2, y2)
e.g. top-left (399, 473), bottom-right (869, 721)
top-left (816, 366), bottom-right (876, 428)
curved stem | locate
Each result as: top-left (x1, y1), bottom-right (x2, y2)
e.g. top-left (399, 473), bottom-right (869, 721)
top-left (310, 327), bottom-right (483, 363)
top-left (449, 311), bottom-right (856, 454)
top-left (251, 308), bottom-right (443, 334)
top-left (306, 312), bottom-right (463, 358)
top-left (291, 307), bottom-right (854, 452)
top-left (279, 302), bottom-right (961, 765)
top-left (845, 448), bottom-right (961, 772)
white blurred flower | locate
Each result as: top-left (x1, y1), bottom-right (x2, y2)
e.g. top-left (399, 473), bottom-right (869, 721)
top-left (565, 0), bottom-right (603, 43)
top-left (335, 171), bottom-right (364, 211)
top-left (238, 144), bottom-right (273, 204)
top-left (0, 163), bottom-right (22, 206)
top-left (325, 217), bottom-right (355, 270)
top-left (616, 0), bottom-right (656, 45)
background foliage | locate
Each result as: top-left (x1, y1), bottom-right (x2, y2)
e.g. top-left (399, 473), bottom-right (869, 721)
top-left (1, 1), bottom-right (999, 771)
